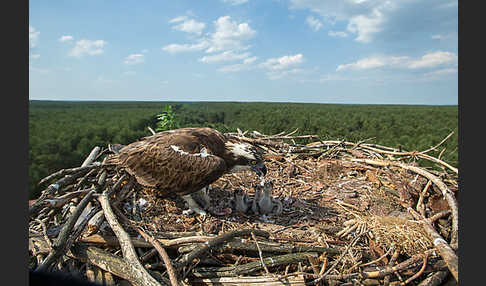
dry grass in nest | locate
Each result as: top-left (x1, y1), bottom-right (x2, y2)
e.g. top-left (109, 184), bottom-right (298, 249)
top-left (364, 215), bottom-right (432, 256)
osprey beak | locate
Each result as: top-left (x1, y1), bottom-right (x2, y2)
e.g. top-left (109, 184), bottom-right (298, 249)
top-left (251, 162), bottom-right (267, 179)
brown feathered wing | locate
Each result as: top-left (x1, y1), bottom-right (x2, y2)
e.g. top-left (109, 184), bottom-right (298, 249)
top-left (107, 129), bottom-right (228, 196)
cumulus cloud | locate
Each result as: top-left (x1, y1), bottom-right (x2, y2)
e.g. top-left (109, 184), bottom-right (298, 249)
top-left (29, 25), bottom-right (40, 48)
top-left (68, 40), bottom-right (106, 57)
top-left (206, 16), bottom-right (256, 53)
top-left (163, 15), bottom-right (255, 55)
top-left (347, 8), bottom-right (385, 43)
top-left (408, 51), bottom-right (457, 69)
top-left (337, 57), bottom-right (388, 71)
top-left (222, 0), bottom-right (248, 5)
top-left (59, 35), bottom-right (73, 42)
top-left (162, 41), bottom-right (209, 53)
top-left (289, 0), bottom-right (450, 43)
top-left (260, 54), bottom-right (304, 70)
top-left (124, 54), bottom-right (145, 65)
top-left (337, 51), bottom-right (457, 71)
top-left (169, 16), bottom-right (206, 35)
top-left (218, 56), bottom-right (258, 72)
top-left (199, 50), bottom-right (251, 63)
top-left (306, 16), bottom-right (323, 31)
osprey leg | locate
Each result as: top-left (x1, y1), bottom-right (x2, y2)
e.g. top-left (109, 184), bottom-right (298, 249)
top-left (182, 188), bottom-right (211, 216)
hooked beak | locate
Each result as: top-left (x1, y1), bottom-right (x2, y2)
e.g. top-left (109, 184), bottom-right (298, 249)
top-left (251, 162), bottom-right (267, 179)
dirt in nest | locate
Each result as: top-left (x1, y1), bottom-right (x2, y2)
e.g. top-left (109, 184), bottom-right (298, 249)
top-left (128, 156), bottom-right (421, 249)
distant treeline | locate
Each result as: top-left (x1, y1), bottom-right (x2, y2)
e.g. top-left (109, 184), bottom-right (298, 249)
top-left (28, 100), bottom-right (458, 199)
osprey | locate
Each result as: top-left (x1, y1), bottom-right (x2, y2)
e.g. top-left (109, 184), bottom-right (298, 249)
top-left (105, 127), bottom-right (267, 215)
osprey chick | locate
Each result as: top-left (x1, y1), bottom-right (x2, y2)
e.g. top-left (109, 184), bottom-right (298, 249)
top-left (105, 127), bottom-right (267, 216)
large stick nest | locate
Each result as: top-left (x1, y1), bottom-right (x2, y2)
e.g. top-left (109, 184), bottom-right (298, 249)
top-left (29, 129), bottom-right (458, 286)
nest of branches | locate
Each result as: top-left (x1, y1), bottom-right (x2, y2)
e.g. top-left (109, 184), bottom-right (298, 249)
top-left (29, 129), bottom-right (458, 286)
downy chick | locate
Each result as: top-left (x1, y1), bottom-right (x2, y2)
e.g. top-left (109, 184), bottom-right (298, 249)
top-left (253, 181), bottom-right (283, 216)
top-left (229, 188), bottom-right (251, 213)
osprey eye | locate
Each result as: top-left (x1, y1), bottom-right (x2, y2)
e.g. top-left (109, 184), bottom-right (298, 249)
top-left (250, 160), bottom-right (257, 165)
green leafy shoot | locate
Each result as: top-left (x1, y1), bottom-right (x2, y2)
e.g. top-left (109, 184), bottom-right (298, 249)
top-left (155, 104), bottom-right (180, 132)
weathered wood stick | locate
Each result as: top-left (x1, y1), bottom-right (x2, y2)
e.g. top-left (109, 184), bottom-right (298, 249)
top-left (35, 189), bottom-right (96, 272)
top-left (70, 243), bottom-right (159, 284)
top-left (190, 252), bottom-right (319, 278)
top-left (187, 274), bottom-right (306, 286)
top-left (100, 187), bottom-right (162, 286)
top-left (79, 233), bottom-right (213, 249)
top-left (417, 270), bottom-right (449, 286)
top-left (44, 188), bottom-right (92, 209)
top-left (81, 146), bottom-right (101, 167)
top-left (137, 228), bottom-right (180, 286)
top-left (408, 208), bottom-right (458, 282)
top-left (30, 170), bottom-right (96, 218)
top-left (38, 164), bottom-right (101, 186)
top-left (178, 240), bottom-right (341, 257)
top-left (309, 249), bottom-right (435, 283)
top-left (179, 229), bottom-right (270, 268)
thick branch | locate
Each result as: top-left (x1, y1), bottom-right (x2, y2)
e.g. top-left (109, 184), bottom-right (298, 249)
top-left (99, 188), bottom-right (162, 286)
top-left (179, 229), bottom-right (270, 268)
top-left (190, 252), bottom-right (319, 278)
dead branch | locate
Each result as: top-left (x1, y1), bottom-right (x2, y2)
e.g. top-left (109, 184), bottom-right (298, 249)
top-left (190, 252), bottom-right (319, 278)
top-left (187, 274), bottom-right (306, 285)
top-left (137, 227), bottom-right (180, 286)
top-left (408, 208), bottom-right (458, 282)
top-left (99, 185), bottom-right (162, 286)
top-left (81, 146), bottom-right (101, 167)
top-left (69, 243), bottom-right (167, 285)
top-left (35, 189), bottom-right (96, 272)
top-left (179, 229), bottom-right (270, 268)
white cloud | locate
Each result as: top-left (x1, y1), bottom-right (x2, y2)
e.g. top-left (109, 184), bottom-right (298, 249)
top-left (408, 51), bottom-right (457, 69)
top-left (162, 41), bottom-right (209, 53)
top-left (29, 26), bottom-right (40, 48)
top-left (163, 16), bottom-right (256, 56)
top-left (306, 16), bottom-right (323, 31)
top-left (337, 56), bottom-right (387, 71)
top-left (222, 0), bottom-right (249, 5)
top-left (347, 8), bottom-right (385, 43)
top-left (337, 51), bottom-right (458, 71)
top-left (289, 0), bottom-right (399, 43)
top-left (206, 16), bottom-right (256, 53)
top-left (59, 35), bottom-right (73, 42)
top-left (218, 56), bottom-right (258, 72)
top-left (199, 50), bottom-right (251, 63)
top-left (68, 40), bottom-right (106, 57)
top-left (169, 16), bottom-right (206, 35)
top-left (260, 54), bottom-right (304, 70)
top-left (328, 30), bottom-right (348, 37)
top-left (30, 54), bottom-right (40, 59)
top-left (124, 54), bottom-right (144, 65)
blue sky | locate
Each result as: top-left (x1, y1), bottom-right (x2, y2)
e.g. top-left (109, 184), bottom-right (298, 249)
top-left (29, 0), bottom-right (458, 105)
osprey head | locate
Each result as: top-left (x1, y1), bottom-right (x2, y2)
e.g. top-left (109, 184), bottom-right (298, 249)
top-left (225, 141), bottom-right (267, 178)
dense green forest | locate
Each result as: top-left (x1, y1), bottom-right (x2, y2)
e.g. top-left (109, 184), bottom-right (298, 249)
top-left (28, 100), bottom-right (458, 199)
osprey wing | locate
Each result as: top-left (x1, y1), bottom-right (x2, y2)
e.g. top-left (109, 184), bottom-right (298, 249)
top-left (115, 133), bottom-right (228, 196)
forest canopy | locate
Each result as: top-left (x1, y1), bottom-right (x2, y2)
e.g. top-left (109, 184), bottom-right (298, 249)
top-left (28, 100), bottom-right (458, 199)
